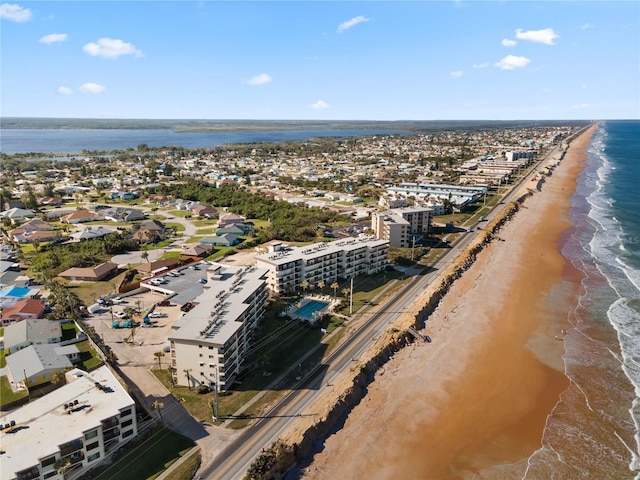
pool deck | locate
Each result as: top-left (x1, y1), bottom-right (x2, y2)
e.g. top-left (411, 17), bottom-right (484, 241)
top-left (283, 295), bottom-right (340, 323)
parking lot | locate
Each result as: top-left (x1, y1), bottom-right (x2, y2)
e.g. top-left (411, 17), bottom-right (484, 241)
top-left (85, 290), bottom-right (182, 368)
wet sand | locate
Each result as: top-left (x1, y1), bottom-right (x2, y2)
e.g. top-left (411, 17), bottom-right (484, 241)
top-left (298, 127), bottom-right (596, 479)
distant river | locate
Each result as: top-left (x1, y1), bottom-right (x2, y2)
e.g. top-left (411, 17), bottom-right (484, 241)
top-left (0, 128), bottom-right (407, 155)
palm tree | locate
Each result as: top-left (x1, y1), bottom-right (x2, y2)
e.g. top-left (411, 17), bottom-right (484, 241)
top-left (331, 281), bottom-right (339, 297)
top-left (152, 400), bottom-right (165, 425)
top-left (300, 280), bottom-right (309, 294)
top-left (317, 280), bottom-right (325, 292)
top-left (154, 351), bottom-right (164, 370)
top-left (183, 369), bottom-right (192, 390)
top-left (342, 287), bottom-right (351, 299)
top-left (141, 249), bottom-right (149, 263)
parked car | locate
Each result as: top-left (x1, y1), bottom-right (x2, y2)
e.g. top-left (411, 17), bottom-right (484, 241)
top-left (112, 297), bottom-right (125, 304)
top-left (149, 312), bottom-right (164, 318)
top-left (114, 311), bottom-right (128, 319)
top-left (157, 300), bottom-right (171, 307)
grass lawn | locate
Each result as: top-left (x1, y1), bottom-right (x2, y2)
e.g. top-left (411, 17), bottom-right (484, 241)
top-left (94, 427), bottom-right (195, 480)
top-left (0, 376), bottom-right (28, 406)
top-left (166, 210), bottom-right (191, 218)
top-left (0, 349), bottom-right (6, 368)
top-left (185, 236), bottom-right (203, 244)
top-left (152, 311), bottom-right (332, 426)
top-left (164, 222), bottom-right (185, 232)
top-left (75, 339), bottom-right (103, 371)
top-left (164, 449), bottom-right (201, 480)
top-left (192, 219), bottom-right (217, 227)
top-left (195, 228), bottom-right (216, 235)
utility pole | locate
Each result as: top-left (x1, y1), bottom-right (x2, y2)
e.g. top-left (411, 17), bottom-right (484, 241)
top-left (349, 277), bottom-right (354, 315)
top-left (214, 366), bottom-right (220, 421)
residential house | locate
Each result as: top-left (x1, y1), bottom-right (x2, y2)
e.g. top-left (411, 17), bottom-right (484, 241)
top-left (192, 204), bottom-right (218, 219)
top-left (180, 244), bottom-right (213, 257)
top-left (58, 262), bottom-right (118, 282)
top-left (3, 318), bottom-right (63, 354)
top-left (200, 234), bottom-right (240, 247)
top-left (70, 226), bottom-right (116, 242)
top-left (132, 219), bottom-right (165, 243)
top-left (218, 213), bottom-right (245, 227)
top-left (102, 207), bottom-right (146, 223)
top-left (61, 210), bottom-right (105, 224)
top-left (0, 207), bottom-right (36, 223)
top-left (39, 196), bottom-right (64, 207)
top-left (136, 258), bottom-right (182, 276)
top-left (5, 343), bottom-right (79, 389)
top-left (1, 299), bottom-right (45, 326)
top-left (215, 224), bottom-right (245, 236)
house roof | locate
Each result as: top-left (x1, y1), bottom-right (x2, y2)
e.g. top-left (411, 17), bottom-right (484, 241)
top-left (3, 318), bottom-right (62, 350)
top-left (136, 258), bottom-right (181, 273)
top-left (0, 207), bottom-right (35, 219)
top-left (62, 210), bottom-right (102, 221)
top-left (0, 299), bottom-right (45, 319)
top-left (180, 244), bottom-right (211, 256)
top-left (71, 226), bottom-right (115, 240)
top-left (58, 262), bottom-right (118, 280)
top-left (5, 344), bottom-right (74, 382)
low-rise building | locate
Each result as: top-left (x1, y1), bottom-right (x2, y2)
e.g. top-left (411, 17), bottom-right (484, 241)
top-left (3, 318), bottom-right (62, 354)
top-left (0, 365), bottom-right (138, 480)
top-left (254, 237), bottom-right (389, 295)
top-left (168, 263), bottom-right (269, 390)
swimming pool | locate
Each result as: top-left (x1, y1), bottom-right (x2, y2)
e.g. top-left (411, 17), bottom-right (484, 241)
top-left (293, 299), bottom-right (330, 320)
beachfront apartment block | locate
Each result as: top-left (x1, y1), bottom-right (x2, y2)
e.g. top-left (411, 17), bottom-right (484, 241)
top-left (371, 206), bottom-right (434, 248)
top-left (386, 183), bottom-right (486, 211)
top-left (168, 263), bottom-right (269, 390)
top-left (0, 365), bottom-right (138, 480)
top-left (254, 237), bottom-right (389, 295)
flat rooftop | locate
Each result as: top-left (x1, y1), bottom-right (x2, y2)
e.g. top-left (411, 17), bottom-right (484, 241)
top-left (0, 365), bottom-right (135, 480)
top-left (168, 264), bottom-right (268, 346)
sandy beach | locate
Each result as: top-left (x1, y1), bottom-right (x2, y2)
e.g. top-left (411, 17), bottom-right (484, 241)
top-left (293, 127), bottom-right (597, 479)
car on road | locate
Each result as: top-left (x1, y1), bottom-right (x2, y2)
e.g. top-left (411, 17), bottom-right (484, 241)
top-left (112, 297), bottom-right (125, 304)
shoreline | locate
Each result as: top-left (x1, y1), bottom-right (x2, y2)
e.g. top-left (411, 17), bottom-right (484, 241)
top-left (285, 126), bottom-right (597, 479)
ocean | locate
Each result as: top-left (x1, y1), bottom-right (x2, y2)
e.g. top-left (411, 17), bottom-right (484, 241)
top-left (526, 120), bottom-right (640, 479)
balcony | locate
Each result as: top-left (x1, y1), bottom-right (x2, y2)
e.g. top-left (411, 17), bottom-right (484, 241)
top-left (103, 427), bottom-right (121, 441)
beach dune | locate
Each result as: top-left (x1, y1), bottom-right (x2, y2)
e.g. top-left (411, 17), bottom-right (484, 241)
top-left (293, 127), bottom-right (596, 479)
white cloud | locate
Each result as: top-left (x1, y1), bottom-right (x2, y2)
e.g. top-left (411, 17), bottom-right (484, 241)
top-left (337, 15), bottom-right (371, 33)
top-left (0, 3), bottom-right (32, 22)
top-left (310, 100), bottom-right (329, 110)
top-left (39, 33), bottom-right (68, 44)
top-left (501, 38), bottom-right (517, 47)
top-left (57, 86), bottom-right (72, 95)
top-left (83, 38), bottom-right (142, 58)
top-left (450, 71), bottom-right (463, 78)
top-left (515, 28), bottom-right (559, 45)
top-left (79, 82), bottom-right (106, 93)
top-left (473, 63), bottom-right (489, 69)
top-left (494, 55), bottom-right (531, 70)
top-left (571, 103), bottom-right (594, 109)
top-left (581, 23), bottom-right (593, 30)
top-left (246, 73), bottom-right (272, 86)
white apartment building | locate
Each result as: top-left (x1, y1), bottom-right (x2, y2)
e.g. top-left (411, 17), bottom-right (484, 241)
top-left (386, 182), bottom-right (486, 210)
top-left (168, 263), bottom-right (269, 390)
top-left (0, 366), bottom-right (138, 480)
top-left (371, 206), bottom-right (434, 248)
top-left (254, 237), bottom-right (389, 295)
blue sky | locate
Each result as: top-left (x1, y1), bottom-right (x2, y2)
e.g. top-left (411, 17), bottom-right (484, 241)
top-left (1, 1), bottom-right (638, 120)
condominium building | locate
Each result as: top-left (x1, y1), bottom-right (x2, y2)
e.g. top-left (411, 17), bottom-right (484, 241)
top-left (168, 263), bottom-right (269, 390)
top-left (254, 237), bottom-right (389, 295)
top-left (386, 182), bottom-right (486, 210)
top-left (371, 206), bottom-right (434, 248)
top-left (0, 365), bottom-right (138, 480)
